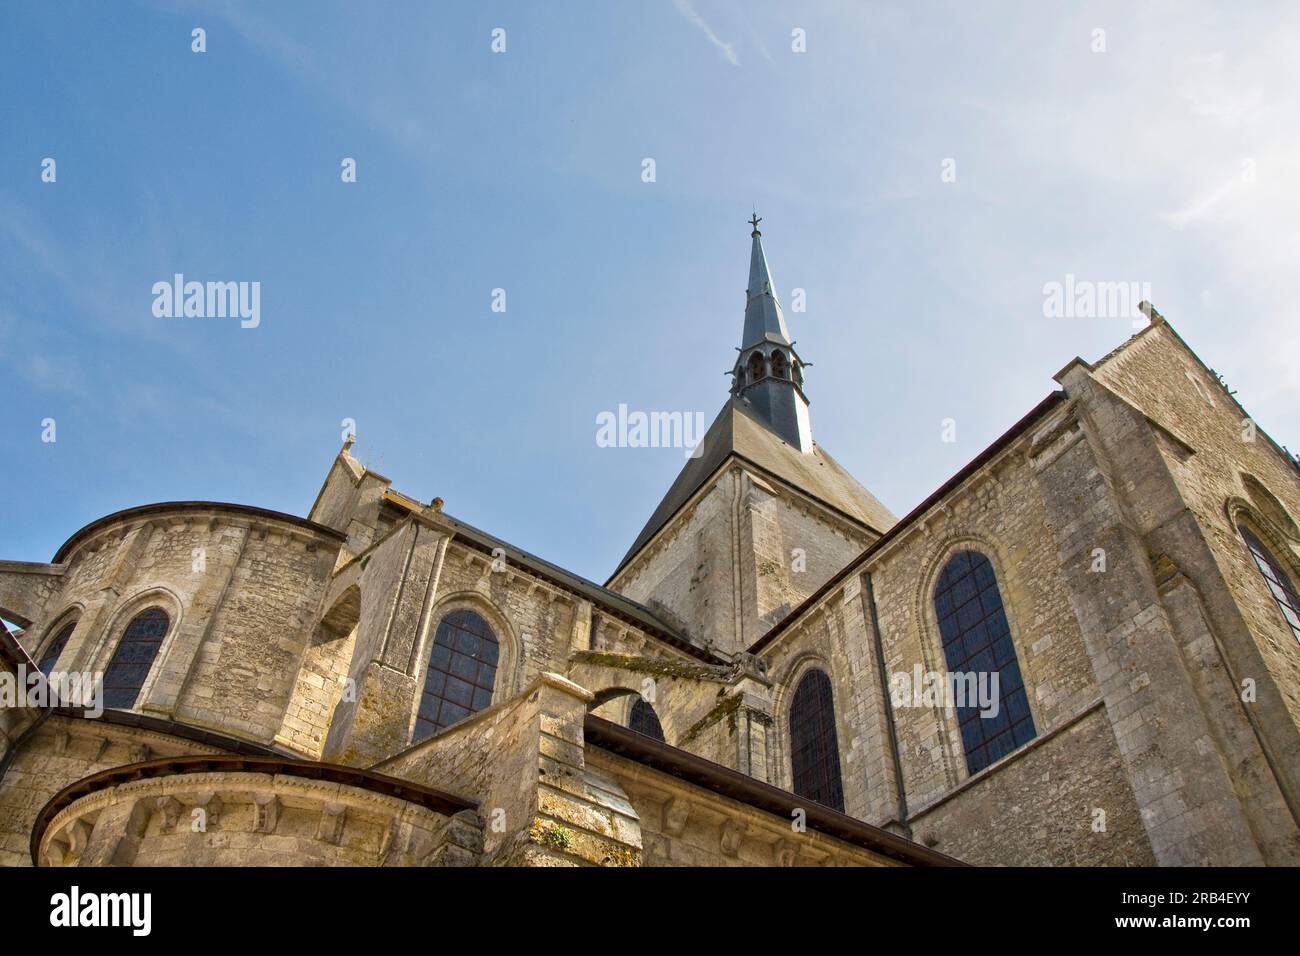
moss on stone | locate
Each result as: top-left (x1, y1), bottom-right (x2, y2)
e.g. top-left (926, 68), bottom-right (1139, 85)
top-left (679, 692), bottom-right (745, 746)
top-left (570, 650), bottom-right (727, 682)
top-left (529, 819), bottom-right (573, 851)
top-left (601, 845), bottom-right (640, 867)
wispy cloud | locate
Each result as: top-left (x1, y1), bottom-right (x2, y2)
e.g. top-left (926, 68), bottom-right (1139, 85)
top-left (1165, 176), bottom-right (1241, 227)
top-left (672, 0), bottom-right (739, 66)
top-left (729, 0), bottom-right (771, 62)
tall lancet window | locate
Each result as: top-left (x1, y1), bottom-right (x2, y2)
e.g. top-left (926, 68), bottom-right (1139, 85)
top-left (770, 351), bottom-right (789, 380)
top-left (415, 609), bottom-right (499, 742)
top-left (1239, 524), bottom-right (1300, 643)
top-left (934, 550), bottom-right (1036, 775)
top-left (628, 697), bottom-right (665, 742)
top-left (747, 351), bottom-right (766, 383)
top-left (103, 607), bottom-right (170, 709)
top-left (789, 669), bottom-right (845, 812)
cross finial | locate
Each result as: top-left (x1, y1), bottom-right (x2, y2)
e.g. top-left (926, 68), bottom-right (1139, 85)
top-left (749, 212), bottom-right (762, 238)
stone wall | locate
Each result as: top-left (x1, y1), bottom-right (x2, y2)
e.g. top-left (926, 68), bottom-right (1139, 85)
top-left (757, 423), bottom-right (1117, 859)
top-left (611, 476), bottom-right (737, 650)
top-left (6, 318), bottom-right (1296, 869)
top-left (37, 766), bottom-right (480, 868)
top-left (5, 505), bottom-right (344, 752)
top-left (320, 510), bottom-right (700, 766)
top-left (377, 672), bottom-right (643, 866)
top-left (746, 319), bottom-right (1300, 866)
top-left (1091, 323), bottom-right (1300, 781)
top-left (612, 465), bottom-right (872, 656)
top-left (760, 577), bottom-right (901, 826)
top-left (0, 561), bottom-right (65, 629)
top-left (906, 704), bottom-right (1155, 865)
top-left (306, 448), bottom-right (730, 768)
top-left (587, 746), bottom-right (907, 867)
top-left (1045, 321), bottom-right (1300, 864)
top-left (0, 714), bottom-right (223, 867)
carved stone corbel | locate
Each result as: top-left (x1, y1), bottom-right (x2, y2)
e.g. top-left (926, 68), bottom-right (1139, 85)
top-left (720, 819), bottom-right (746, 857)
top-left (252, 793), bottom-right (280, 834)
top-left (317, 802), bottom-right (347, 845)
top-left (155, 796), bottom-right (183, 833)
top-left (662, 797), bottom-right (690, 837)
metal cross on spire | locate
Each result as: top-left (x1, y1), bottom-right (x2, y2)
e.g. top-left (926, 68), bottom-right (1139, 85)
top-left (749, 212), bottom-right (762, 237)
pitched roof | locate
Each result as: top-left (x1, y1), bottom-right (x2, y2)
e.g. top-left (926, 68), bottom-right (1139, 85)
top-left (612, 398), bottom-right (897, 577)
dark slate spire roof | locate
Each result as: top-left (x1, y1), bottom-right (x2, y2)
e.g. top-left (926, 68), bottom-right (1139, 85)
top-left (610, 217), bottom-right (896, 578)
top-left (730, 216), bottom-right (813, 452)
top-left (742, 222), bottom-right (792, 349)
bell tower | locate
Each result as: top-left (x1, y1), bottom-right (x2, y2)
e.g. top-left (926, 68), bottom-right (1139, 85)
top-left (730, 214), bottom-right (813, 453)
top-left (609, 215), bottom-right (895, 653)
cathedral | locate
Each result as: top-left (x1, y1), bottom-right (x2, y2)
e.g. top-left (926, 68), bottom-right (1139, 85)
top-left (3, 222), bottom-right (1299, 867)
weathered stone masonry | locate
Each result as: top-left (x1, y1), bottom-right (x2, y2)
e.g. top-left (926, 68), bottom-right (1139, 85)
top-left (2, 231), bottom-right (1297, 868)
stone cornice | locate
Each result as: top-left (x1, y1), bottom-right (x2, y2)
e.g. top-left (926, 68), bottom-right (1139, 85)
top-left (52, 502), bottom-right (347, 565)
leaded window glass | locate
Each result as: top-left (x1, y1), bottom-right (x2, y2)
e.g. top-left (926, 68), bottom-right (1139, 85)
top-left (628, 697), bottom-right (665, 742)
top-left (934, 550), bottom-right (1036, 775)
top-left (102, 607), bottom-right (169, 709)
top-left (1239, 525), bottom-right (1300, 643)
top-left (789, 669), bottom-right (845, 812)
top-left (415, 609), bottom-right (499, 741)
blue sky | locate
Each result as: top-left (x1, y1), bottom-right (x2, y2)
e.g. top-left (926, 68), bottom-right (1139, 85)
top-left (3, 2), bottom-right (1298, 583)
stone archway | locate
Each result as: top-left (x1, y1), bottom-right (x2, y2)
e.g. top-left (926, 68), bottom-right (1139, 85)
top-left (588, 685), bottom-right (644, 730)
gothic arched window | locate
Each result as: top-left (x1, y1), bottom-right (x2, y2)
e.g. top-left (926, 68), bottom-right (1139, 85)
top-left (102, 607), bottom-right (170, 709)
top-left (770, 351), bottom-right (788, 380)
top-left (415, 609), bottom-right (499, 742)
top-left (934, 550), bottom-right (1036, 775)
top-left (1239, 524), bottom-right (1300, 643)
top-left (628, 697), bottom-right (665, 742)
top-left (747, 351), bottom-right (766, 382)
top-left (39, 621), bottom-right (76, 677)
top-left (789, 669), bottom-right (845, 811)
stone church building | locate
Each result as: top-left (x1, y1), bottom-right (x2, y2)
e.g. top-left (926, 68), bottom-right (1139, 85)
top-left (3, 223), bottom-right (1299, 867)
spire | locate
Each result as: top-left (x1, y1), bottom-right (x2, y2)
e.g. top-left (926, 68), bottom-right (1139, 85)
top-left (741, 216), bottom-right (792, 349)
top-left (729, 215), bottom-right (813, 453)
